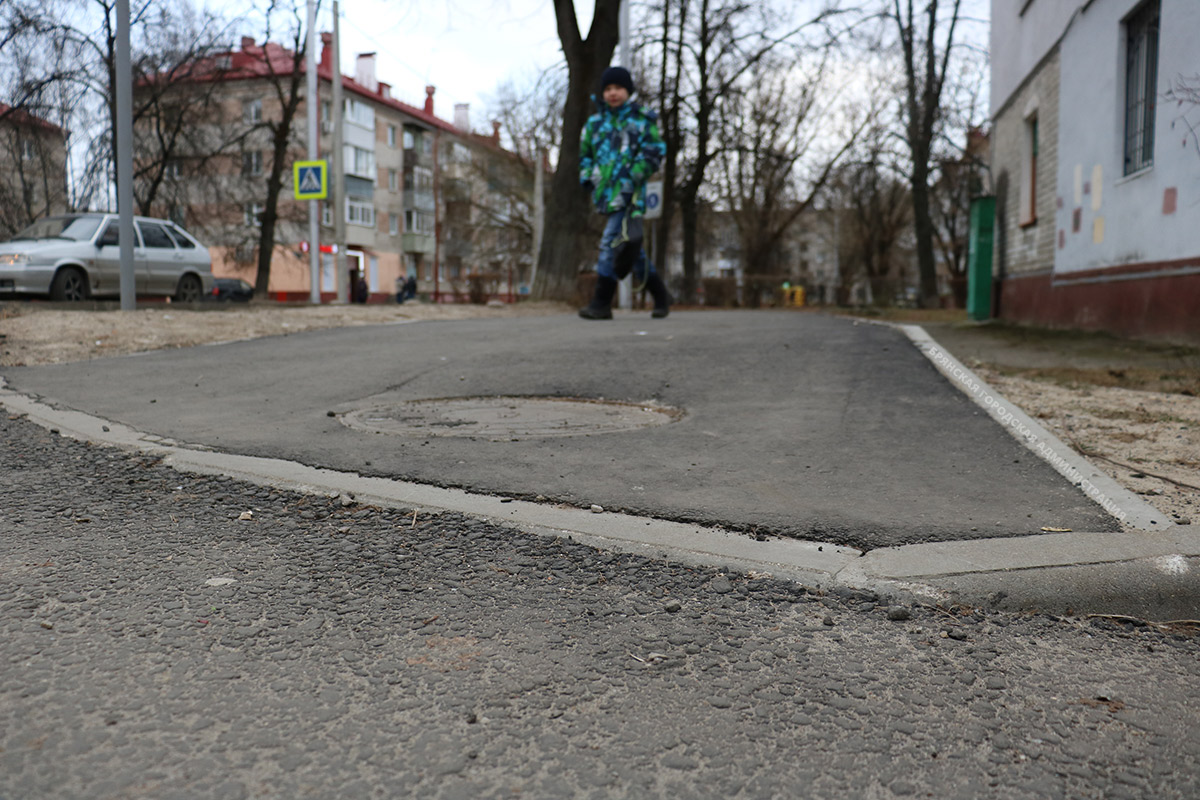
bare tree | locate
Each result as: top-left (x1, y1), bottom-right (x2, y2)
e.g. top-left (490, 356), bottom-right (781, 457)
top-left (130, 5), bottom-right (234, 215)
top-left (640, 0), bottom-right (851, 303)
top-left (532, 0), bottom-right (621, 301)
top-left (717, 56), bottom-right (864, 305)
top-left (886, 0), bottom-right (965, 307)
top-left (0, 0), bottom-right (83, 233)
top-left (243, 4), bottom-right (316, 297)
top-left (829, 129), bottom-right (913, 305)
top-left (1165, 74), bottom-right (1200, 160)
top-left (927, 47), bottom-right (989, 307)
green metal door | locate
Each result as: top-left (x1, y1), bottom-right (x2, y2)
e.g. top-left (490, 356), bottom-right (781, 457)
top-left (966, 196), bottom-right (996, 322)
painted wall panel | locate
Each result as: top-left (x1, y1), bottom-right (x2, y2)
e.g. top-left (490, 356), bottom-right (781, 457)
top-left (991, 0), bottom-right (1084, 117)
top-left (1054, 0), bottom-right (1200, 274)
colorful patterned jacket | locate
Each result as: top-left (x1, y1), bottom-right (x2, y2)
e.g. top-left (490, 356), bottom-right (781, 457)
top-left (579, 95), bottom-right (667, 216)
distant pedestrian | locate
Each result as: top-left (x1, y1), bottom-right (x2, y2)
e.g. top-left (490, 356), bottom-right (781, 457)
top-left (353, 270), bottom-right (368, 304)
top-left (577, 66), bottom-right (670, 320)
top-left (403, 274), bottom-right (417, 302)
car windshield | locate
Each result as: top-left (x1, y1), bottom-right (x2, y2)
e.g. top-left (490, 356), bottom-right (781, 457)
top-left (8, 216), bottom-right (103, 242)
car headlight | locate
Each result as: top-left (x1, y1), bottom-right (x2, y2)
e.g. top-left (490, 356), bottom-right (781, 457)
top-left (0, 253), bottom-right (31, 266)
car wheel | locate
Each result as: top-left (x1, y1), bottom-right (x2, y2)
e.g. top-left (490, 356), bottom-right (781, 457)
top-left (175, 274), bottom-right (202, 303)
top-left (50, 267), bottom-right (88, 302)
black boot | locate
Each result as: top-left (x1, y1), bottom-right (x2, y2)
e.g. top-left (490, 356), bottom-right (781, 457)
top-left (579, 276), bottom-right (618, 320)
top-left (645, 273), bottom-right (671, 318)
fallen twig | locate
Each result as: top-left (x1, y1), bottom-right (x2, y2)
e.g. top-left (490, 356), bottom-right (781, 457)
top-left (1069, 441), bottom-right (1200, 492)
top-left (1086, 613), bottom-right (1200, 632)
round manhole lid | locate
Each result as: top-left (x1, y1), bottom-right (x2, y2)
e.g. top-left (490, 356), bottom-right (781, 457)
top-left (340, 396), bottom-right (682, 440)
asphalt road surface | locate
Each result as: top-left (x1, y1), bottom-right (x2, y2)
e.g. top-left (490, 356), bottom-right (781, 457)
top-left (2, 311), bottom-right (1117, 549)
top-left (2, 414), bottom-right (1197, 799)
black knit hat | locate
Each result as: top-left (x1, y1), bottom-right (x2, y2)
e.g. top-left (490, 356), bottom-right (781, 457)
top-left (600, 66), bottom-right (634, 95)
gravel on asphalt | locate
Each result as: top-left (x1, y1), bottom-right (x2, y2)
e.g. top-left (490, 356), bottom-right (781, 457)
top-left (2, 414), bottom-right (1198, 799)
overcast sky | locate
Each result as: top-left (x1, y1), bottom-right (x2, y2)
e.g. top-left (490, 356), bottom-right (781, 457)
top-left (231, 0), bottom-right (583, 129)
top-left (217, 1), bottom-right (990, 133)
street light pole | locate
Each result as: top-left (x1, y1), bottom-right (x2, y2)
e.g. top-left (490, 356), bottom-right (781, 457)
top-left (331, 0), bottom-right (348, 304)
top-left (306, 0), bottom-right (321, 304)
top-left (619, 0), bottom-right (630, 71)
top-left (617, 0), bottom-right (632, 310)
top-left (115, 0), bottom-right (135, 310)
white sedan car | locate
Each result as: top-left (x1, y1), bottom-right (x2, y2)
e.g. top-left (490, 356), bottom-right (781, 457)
top-left (0, 213), bottom-right (215, 302)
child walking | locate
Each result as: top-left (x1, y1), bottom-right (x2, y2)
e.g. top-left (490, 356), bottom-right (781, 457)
top-left (578, 66), bottom-right (670, 319)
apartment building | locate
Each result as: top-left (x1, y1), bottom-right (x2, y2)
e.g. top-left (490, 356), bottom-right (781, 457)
top-left (0, 103), bottom-right (69, 240)
top-left (990, 0), bottom-right (1200, 340)
top-left (142, 34), bottom-right (533, 302)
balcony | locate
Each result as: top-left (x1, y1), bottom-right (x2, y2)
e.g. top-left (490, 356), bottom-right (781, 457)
top-left (404, 190), bottom-right (435, 212)
top-left (402, 233), bottom-right (435, 255)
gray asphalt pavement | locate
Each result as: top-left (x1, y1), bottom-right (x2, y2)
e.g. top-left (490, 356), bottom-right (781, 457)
top-left (3, 414), bottom-right (1198, 800)
top-left (2, 311), bottom-right (1117, 549)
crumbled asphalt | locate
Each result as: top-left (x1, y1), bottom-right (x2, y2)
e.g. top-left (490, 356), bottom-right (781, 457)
top-left (3, 415), bottom-right (1199, 799)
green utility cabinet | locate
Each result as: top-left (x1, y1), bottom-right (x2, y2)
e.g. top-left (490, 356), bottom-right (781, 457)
top-left (966, 196), bottom-right (996, 321)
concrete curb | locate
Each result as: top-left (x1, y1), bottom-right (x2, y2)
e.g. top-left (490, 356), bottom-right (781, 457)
top-left (4, 346), bottom-right (1197, 619)
top-left (896, 323), bottom-right (1173, 532)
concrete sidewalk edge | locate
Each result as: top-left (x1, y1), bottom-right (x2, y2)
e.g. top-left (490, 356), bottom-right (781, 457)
top-left (896, 323), bottom-right (1173, 532)
top-left (4, 377), bottom-right (1196, 619)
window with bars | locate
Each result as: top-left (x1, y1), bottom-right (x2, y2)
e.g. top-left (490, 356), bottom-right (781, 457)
top-left (1123, 0), bottom-right (1159, 175)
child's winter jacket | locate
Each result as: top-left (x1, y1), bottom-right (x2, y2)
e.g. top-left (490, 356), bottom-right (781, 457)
top-left (579, 96), bottom-right (667, 217)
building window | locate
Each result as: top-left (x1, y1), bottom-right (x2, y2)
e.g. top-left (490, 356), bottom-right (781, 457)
top-left (1020, 114), bottom-right (1037, 225)
top-left (403, 129), bottom-right (415, 150)
top-left (387, 124), bottom-right (397, 147)
top-left (165, 159), bottom-right (182, 180)
top-left (389, 213), bottom-right (399, 236)
top-left (346, 199), bottom-right (375, 227)
top-left (404, 210), bottom-right (433, 235)
top-left (344, 145), bottom-right (375, 178)
top-left (388, 169), bottom-right (398, 192)
top-left (322, 203), bottom-right (333, 227)
top-left (414, 166), bottom-right (433, 194)
top-left (1124, 0), bottom-right (1159, 175)
top-left (344, 98), bottom-right (374, 130)
top-left (242, 150), bottom-right (263, 176)
top-left (20, 139), bottom-right (35, 160)
top-left (244, 99), bottom-right (262, 125)
top-left (245, 203), bottom-right (264, 227)
top-left (167, 205), bottom-right (185, 226)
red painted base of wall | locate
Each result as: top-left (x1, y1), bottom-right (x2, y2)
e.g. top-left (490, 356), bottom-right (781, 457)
top-left (998, 265), bottom-right (1200, 343)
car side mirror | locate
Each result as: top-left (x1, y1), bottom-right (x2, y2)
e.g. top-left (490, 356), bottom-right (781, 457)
top-left (98, 233), bottom-right (118, 247)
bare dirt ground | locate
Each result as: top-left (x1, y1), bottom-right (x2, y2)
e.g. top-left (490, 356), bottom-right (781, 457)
top-left (0, 300), bottom-right (569, 367)
top-left (922, 319), bottom-right (1200, 528)
top-left (2, 301), bottom-right (1197, 528)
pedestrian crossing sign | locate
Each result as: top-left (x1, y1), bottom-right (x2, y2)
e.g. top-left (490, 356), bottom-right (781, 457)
top-left (293, 160), bottom-right (328, 200)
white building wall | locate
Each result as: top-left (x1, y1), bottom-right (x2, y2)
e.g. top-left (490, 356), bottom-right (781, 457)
top-left (990, 0), bottom-right (1083, 117)
top-left (1055, 0), bottom-right (1200, 274)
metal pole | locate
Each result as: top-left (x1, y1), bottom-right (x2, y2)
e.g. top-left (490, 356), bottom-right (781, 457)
top-left (615, 0), bottom-right (633, 310)
top-left (331, 0), bottom-right (347, 303)
top-left (115, 0), bottom-right (135, 310)
top-left (529, 144), bottom-right (544, 295)
top-left (619, 0), bottom-right (631, 70)
top-left (306, 0), bottom-right (321, 304)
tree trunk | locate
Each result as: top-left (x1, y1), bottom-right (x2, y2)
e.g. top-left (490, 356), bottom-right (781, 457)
top-left (911, 157), bottom-right (939, 307)
top-left (679, 194), bottom-right (699, 303)
top-left (256, 103), bottom-right (298, 297)
top-left (533, 78), bottom-right (597, 300)
top-left (534, 0), bottom-right (620, 301)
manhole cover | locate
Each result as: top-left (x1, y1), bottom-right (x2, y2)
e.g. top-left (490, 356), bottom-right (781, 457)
top-left (340, 396), bottom-right (682, 440)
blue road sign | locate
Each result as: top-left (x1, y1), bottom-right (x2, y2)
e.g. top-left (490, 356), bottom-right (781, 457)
top-left (293, 160), bottom-right (328, 200)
